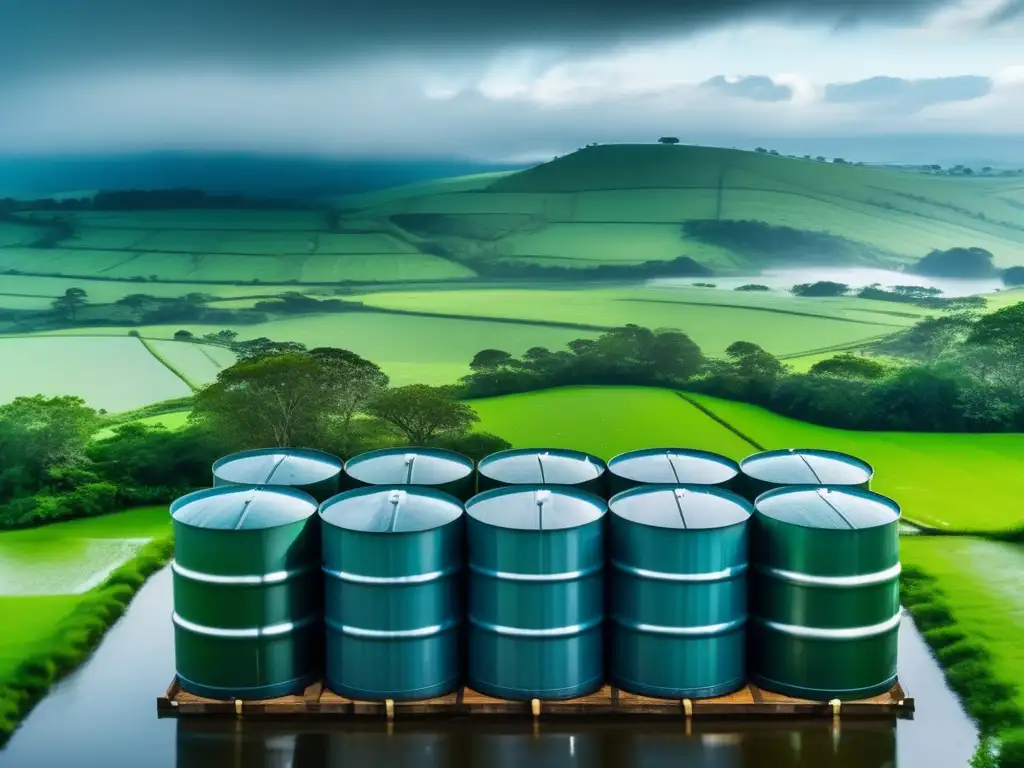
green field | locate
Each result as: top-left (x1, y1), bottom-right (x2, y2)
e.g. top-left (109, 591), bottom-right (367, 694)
top-left (0, 506), bottom-right (171, 680)
top-left (901, 537), bottom-right (1024, 710)
top-left (0, 336), bottom-right (193, 411)
top-left (685, 393), bottom-right (1024, 533)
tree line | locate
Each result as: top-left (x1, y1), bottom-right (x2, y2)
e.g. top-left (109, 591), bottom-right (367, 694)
top-left (460, 303), bottom-right (1024, 433)
top-left (0, 348), bottom-right (509, 529)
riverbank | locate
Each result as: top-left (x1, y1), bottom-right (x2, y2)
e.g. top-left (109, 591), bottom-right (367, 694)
top-left (0, 533), bottom-right (173, 745)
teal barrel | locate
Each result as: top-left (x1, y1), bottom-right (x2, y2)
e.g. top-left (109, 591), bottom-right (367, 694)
top-left (606, 449), bottom-right (740, 496)
top-left (466, 485), bottom-right (606, 700)
top-left (477, 448), bottom-right (606, 496)
top-left (212, 448), bottom-right (343, 503)
top-left (170, 485), bottom-right (322, 699)
top-left (608, 485), bottom-right (752, 698)
top-left (738, 448), bottom-right (873, 501)
top-left (750, 485), bottom-right (902, 700)
top-left (320, 486), bottom-right (464, 700)
top-left (344, 447), bottom-right (476, 501)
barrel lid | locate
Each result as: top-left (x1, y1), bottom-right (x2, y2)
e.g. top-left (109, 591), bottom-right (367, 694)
top-left (740, 449), bottom-right (872, 486)
top-left (477, 448), bottom-right (605, 485)
top-left (608, 448), bottom-right (739, 485)
top-left (345, 447), bottom-right (473, 487)
top-left (610, 485), bottom-right (752, 530)
top-left (213, 448), bottom-right (342, 487)
top-left (171, 485), bottom-right (318, 530)
top-left (466, 485), bottom-right (606, 531)
top-left (320, 486), bottom-right (463, 533)
top-left (754, 486), bottom-right (900, 530)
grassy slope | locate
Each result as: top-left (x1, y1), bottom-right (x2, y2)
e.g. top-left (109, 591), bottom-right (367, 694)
top-left (0, 506), bottom-right (171, 681)
top-left (901, 537), bottom-right (1024, 712)
top-left (686, 393), bottom-right (1024, 533)
top-left (355, 144), bottom-right (1024, 271)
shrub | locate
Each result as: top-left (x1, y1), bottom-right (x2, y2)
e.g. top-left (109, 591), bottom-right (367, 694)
top-left (998, 729), bottom-right (1024, 767)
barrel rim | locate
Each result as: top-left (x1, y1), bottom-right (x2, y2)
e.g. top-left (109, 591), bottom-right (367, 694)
top-left (170, 484), bottom-right (319, 530)
top-left (606, 447), bottom-right (740, 482)
top-left (739, 448), bottom-right (874, 484)
top-left (211, 447), bottom-right (344, 484)
top-left (343, 446), bottom-right (474, 483)
top-left (608, 483), bottom-right (753, 530)
top-left (465, 484), bottom-right (608, 530)
top-left (318, 484), bottom-right (465, 534)
top-left (477, 447), bottom-right (607, 482)
top-left (753, 484), bottom-right (902, 529)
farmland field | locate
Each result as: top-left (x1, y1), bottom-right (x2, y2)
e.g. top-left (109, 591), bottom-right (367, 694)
top-left (144, 339), bottom-right (236, 385)
top-left (900, 537), bottom-right (1024, 710)
top-left (0, 506), bottom-right (171, 681)
top-left (93, 409), bottom-right (191, 440)
top-left (685, 392), bottom-right (1024, 533)
top-left (0, 336), bottom-right (192, 411)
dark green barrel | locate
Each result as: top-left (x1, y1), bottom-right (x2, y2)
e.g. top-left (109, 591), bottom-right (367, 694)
top-left (608, 485), bottom-right (751, 698)
top-left (212, 448), bottom-right (343, 503)
top-left (477, 448), bottom-right (606, 496)
top-left (344, 447), bottom-right (476, 501)
top-left (750, 485), bottom-right (902, 700)
top-left (738, 448), bottom-right (873, 501)
top-left (170, 485), bottom-right (321, 700)
top-left (320, 486), bottom-right (464, 700)
top-left (606, 449), bottom-right (740, 496)
top-left (466, 485), bottom-right (606, 700)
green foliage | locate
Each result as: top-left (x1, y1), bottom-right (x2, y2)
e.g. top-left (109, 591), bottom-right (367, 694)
top-left (1002, 267), bottom-right (1024, 287)
top-left (809, 352), bottom-right (888, 379)
top-left (734, 284), bottom-right (770, 291)
top-left (683, 220), bottom-right (873, 266)
top-left (998, 730), bottom-right (1024, 767)
top-left (790, 281), bottom-right (850, 297)
top-left (87, 422), bottom-right (226, 490)
top-left (909, 246), bottom-right (998, 278)
top-left (431, 431), bottom-right (512, 461)
top-left (49, 287), bottom-right (88, 321)
top-left (367, 384), bottom-right (480, 444)
top-left (0, 535), bottom-right (173, 745)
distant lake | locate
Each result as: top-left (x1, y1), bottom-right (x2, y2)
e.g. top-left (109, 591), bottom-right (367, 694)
top-left (651, 268), bottom-right (1006, 298)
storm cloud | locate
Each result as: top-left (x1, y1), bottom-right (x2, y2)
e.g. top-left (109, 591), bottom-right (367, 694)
top-left (0, 0), bottom-right (969, 83)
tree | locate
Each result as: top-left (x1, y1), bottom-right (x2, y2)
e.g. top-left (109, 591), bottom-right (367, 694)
top-left (308, 347), bottom-right (389, 453)
top-left (51, 287), bottom-right (88, 321)
top-left (725, 342), bottom-right (787, 381)
top-left (191, 352), bottom-right (330, 448)
top-left (1001, 266), bottom-right (1024, 287)
top-left (367, 384), bottom-right (480, 444)
top-left (908, 247), bottom-right (997, 278)
top-left (0, 395), bottom-right (99, 503)
top-left (657, 137), bottom-right (680, 145)
top-left (755, 147), bottom-right (768, 153)
top-left (174, 330), bottom-right (195, 341)
top-left (810, 353), bottom-right (887, 379)
top-left (470, 349), bottom-right (517, 372)
top-left (790, 281), bottom-right (850, 297)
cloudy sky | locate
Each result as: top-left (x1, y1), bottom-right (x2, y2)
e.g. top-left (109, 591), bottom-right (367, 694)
top-left (2, 0), bottom-right (1023, 160)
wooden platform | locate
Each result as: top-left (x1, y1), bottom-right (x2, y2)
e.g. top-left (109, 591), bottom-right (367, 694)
top-left (157, 678), bottom-right (914, 720)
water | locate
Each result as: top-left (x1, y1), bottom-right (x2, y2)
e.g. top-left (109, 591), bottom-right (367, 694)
top-left (0, 568), bottom-right (978, 768)
top-left (651, 268), bottom-right (1005, 297)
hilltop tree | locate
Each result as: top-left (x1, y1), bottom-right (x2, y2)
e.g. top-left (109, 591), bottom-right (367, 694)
top-left (308, 347), bottom-right (389, 453)
top-left (470, 349), bottom-right (516, 372)
top-left (367, 384), bottom-right (479, 444)
top-left (810, 353), bottom-right (887, 380)
top-left (658, 137), bottom-right (680, 145)
top-left (51, 287), bottom-right (88, 321)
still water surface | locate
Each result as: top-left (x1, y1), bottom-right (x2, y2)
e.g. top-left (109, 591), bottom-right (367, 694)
top-left (652, 268), bottom-right (1006, 297)
top-left (0, 568), bottom-right (978, 768)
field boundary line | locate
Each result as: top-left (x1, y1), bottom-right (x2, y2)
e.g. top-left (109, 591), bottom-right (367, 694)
top-left (135, 337), bottom-right (200, 392)
top-left (620, 298), bottom-right (906, 328)
top-left (674, 392), bottom-right (765, 451)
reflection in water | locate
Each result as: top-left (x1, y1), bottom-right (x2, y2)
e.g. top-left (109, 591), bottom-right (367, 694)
top-left (173, 719), bottom-right (897, 768)
top-left (0, 569), bottom-right (975, 768)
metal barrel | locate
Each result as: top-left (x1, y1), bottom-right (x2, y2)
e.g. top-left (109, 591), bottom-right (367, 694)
top-left (466, 485), bottom-right (606, 701)
top-left (476, 448), bottom-right (607, 496)
top-left (212, 448), bottom-right (344, 503)
top-left (738, 448), bottom-right (873, 502)
top-left (320, 486), bottom-right (464, 700)
top-left (343, 447), bottom-right (476, 502)
top-left (606, 448), bottom-right (740, 496)
top-left (608, 485), bottom-right (752, 699)
top-left (750, 485), bottom-right (902, 701)
top-left (170, 485), bottom-right (322, 700)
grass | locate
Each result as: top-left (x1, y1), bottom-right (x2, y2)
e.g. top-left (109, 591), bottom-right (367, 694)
top-left (0, 335), bottom-right (192, 412)
top-left (352, 285), bottom-right (917, 358)
top-left (0, 534), bottom-right (174, 745)
top-left (92, 409), bottom-right (190, 440)
top-left (471, 386), bottom-right (758, 461)
top-left (685, 392), bottom-right (1024, 533)
top-left (901, 538), bottom-right (1024, 714)
top-left (143, 339), bottom-right (235, 387)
